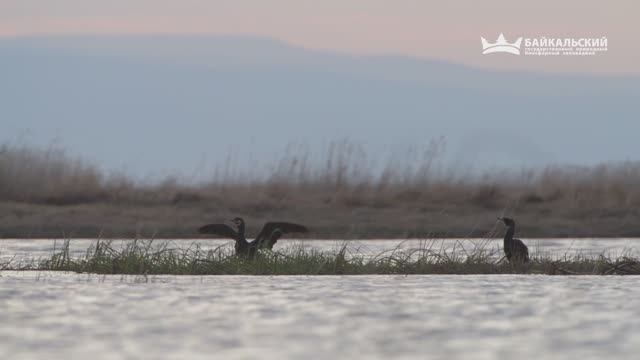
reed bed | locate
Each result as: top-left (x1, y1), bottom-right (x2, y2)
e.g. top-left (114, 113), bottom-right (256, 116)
top-left (3, 142), bottom-right (640, 238)
top-left (4, 141), bottom-right (640, 210)
top-left (3, 239), bottom-right (639, 275)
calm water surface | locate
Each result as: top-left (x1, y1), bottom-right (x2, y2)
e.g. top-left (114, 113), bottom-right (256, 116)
top-left (0, 273), bottom-right (639, 359)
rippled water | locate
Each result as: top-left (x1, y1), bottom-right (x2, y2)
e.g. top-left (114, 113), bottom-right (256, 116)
top-left (1, 239), bottom-right (639, 359)
top-left (1, 272), bottom-right (639, 359)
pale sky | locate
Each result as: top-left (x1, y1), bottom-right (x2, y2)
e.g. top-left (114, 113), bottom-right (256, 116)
top-left (1, 0), bottom-right (638, 73)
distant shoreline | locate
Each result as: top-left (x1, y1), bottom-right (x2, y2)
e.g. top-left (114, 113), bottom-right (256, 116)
top-left (3, 143), bottom-right (640, 240)
top-left (2, 201), bottom-right (640, 239)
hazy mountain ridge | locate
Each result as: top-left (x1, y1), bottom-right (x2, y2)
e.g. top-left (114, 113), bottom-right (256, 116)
top-left (1, 35), bottom-right (638, 178)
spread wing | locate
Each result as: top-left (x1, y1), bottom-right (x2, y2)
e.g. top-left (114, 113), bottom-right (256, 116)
top-left (198, 223), bottom-right (237, 239)
top-left (255, 229), bottom-right (284, 250)
top-left (254, 222), bottom-right (308, 247)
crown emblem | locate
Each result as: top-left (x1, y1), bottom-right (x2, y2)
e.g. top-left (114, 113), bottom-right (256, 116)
top-left (481, 33), bottom-right (523, 55)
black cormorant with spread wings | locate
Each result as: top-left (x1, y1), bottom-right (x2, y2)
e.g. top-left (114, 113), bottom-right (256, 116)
top-left (498, 217), bottom-right (529, 263)
top-left (198, 217), bottom-right (308, 257)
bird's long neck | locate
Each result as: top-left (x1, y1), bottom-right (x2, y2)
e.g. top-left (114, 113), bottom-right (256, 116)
top-left (236, 221), bottom-right (248, 244)
top-left (504, 225), bottom-right (515, 246)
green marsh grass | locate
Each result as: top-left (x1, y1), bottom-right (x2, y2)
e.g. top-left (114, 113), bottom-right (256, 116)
top-left (3, 239), bottom-right (639, 275)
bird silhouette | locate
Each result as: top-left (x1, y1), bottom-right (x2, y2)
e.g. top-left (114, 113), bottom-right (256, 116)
top-left (498, 217), bottom-right (529, 263)
top-left (198, 217), bottom-right (308, 257)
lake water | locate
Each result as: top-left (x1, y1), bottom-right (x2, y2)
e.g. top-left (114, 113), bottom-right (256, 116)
top-left (1, 239), bottom-right (639, 359)
top-left (0, 272), bottom-right (639, 359)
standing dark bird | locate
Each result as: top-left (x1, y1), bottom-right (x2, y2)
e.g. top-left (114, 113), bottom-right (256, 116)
top-left (198, 217), bottom-right (308, 257)
top-left (498, 217), bottom-right (529, 263)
